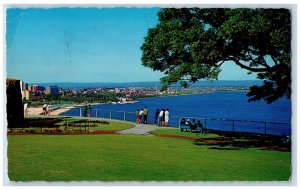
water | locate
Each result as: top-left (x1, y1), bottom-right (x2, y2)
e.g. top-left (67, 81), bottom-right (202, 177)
top-left (64, 91), bottom-right (291, 136)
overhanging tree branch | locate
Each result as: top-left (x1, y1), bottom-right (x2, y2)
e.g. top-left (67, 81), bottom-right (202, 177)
top-left (233, 60), bottom-right (269, 72)
top-left (209, 60), bottom-right (225, 74)
top-left (270, 55), bottom-right (279, 65)
top-left (246, 51), bottom-right (271, 69)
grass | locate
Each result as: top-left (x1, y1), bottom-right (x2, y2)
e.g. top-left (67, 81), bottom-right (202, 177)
top-left (150, 127), bottom-right (220, 139)
top-left (91, 121), bottom-right (133, 131)
top-left (150, 128), bottom-right (291, 151)
top-left (8, 134), bottom-right (291, 182)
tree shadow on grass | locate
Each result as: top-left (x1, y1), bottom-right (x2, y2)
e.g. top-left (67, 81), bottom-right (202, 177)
top-left (209, 146), bottom-right (242, 151)
top-left (192, 132), bottom-right (291, 152)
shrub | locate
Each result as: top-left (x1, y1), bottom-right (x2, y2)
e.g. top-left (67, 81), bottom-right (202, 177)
top-left (53, 128), bottom-right (62, 133)
top-left (24, 128), bottom-right (37, 133)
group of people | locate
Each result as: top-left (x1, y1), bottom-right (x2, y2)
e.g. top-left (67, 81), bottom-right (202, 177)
top-left (155, 108), bottom-right (170, 127)
top-left (136, 107), bottom-right (149, 124)
top-left (135, 107), bottom-right (170, 127)
top-left (83, 103), bottom-right (92, 117)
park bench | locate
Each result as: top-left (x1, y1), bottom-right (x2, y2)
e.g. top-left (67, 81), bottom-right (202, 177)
top-left (179, 119), bottom-right (204, 134)
top-left (179, 124), bottom-right (191, 132)
top-left (179, 124), bottom-right (203, 133)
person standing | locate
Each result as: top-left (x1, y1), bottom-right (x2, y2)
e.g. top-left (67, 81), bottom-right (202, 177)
top-left (143, 106), bottom-right (148, 124)
top-left (136, 109), bottom-right (140, 124)
top-left (139, 108), bottom-right (144, 124)
top-left (162, 109), bottom-right (166, 127)
top-left (154, 109), bottom-right (160, 125)
top-left (83, 103), bottom-right (88, 117)
top-left (87, 104), bottom-right (92, 117)
top-left (165, 108), bottom-right (170, 127)
top-left (42, 104), bottom-right (47, 115)
top-left (46, 104), bottom-right (50, 115)
top-left (158, 109), bottom-right (164, 126)
top-left (24, 103), bottom-right (28, 116)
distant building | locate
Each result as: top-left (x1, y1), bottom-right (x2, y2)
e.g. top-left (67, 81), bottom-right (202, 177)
top-left (37, 86), bottom-right (45, 91)
top-left (18, 80), bottom-right (32, 101)
top-left (19, 81), bottom-right (25, 91)
top-left (33, 85), bottom-right (39, 92)
top-left (28, 85), bottom-right (39, 92)
top-left (46, 86), bottom-right (59, 94)
top-left (36, 86), bottom-right (46, 95)
top-left (21, 90), bottom-right (32, 101)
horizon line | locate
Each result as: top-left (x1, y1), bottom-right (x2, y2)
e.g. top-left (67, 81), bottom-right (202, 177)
top-left (27, 79), bottom-right (261, 84)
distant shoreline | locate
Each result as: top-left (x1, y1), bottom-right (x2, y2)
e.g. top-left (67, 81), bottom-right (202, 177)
top-left (29, 80), bottom-right (262, 89)
top-left (27, 90), bottom-right (250, 115)
top-left (136, 89), bottom-right (249, 100)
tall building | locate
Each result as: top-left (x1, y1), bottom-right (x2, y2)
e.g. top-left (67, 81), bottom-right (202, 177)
top-left (46, 86), bottom-right (59, 94)
top-left (21, 90), bottom-right (32, 101)
top-left (19, 80), bottom-right (24, 91)
top-left (18, 80), bottom-right (32, 101)
top-left (36, 86), bottom-right (46, 95)
top-left (32, 85), bottom-right (39, 92)
top-left (28, 85), bottom-right (39, 92)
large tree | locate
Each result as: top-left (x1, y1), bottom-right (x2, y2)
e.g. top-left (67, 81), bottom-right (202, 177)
top-left (141, 8), bottom-right (291, 103)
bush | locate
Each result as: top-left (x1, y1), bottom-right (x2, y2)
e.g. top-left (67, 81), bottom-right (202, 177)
top-left (44, 129), bottom-right (51, 133)
top-left (24, 128), bottom-right (37, 133)
top-left (53, 128), bottom-right (62, 133)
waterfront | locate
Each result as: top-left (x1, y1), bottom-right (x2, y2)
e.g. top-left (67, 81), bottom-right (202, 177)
top-left (63, 91), bottom-right (291, 135)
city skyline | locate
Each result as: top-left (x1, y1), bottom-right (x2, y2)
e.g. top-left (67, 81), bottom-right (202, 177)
top-left (6, 7), bottom-right (257, 83)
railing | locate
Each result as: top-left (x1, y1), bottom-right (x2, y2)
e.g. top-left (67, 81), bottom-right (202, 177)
top-left (62, 107), bottom-right (291, 136)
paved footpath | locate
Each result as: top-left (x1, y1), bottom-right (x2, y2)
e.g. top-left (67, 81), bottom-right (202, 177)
top-left (117, 124), bottom-right (159, 135)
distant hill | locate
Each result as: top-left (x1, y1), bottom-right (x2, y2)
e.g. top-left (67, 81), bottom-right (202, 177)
top-left (31, 80), bottom-right (262, 89)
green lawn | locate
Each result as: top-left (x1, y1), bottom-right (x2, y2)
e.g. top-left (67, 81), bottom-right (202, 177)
top-left (150, 127), bottom-right (220, 138)
top-left (8, 134), bottom-right (291, 182)
top-left (92, 121), bottom-right (133, 131)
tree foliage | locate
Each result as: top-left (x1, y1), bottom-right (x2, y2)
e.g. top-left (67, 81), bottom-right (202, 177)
top-left (141, 8), bottom-right (291, 103)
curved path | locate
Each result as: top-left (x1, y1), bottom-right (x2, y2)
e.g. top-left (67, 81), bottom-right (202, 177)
top-left (117, 124), bottom-right (159, 135)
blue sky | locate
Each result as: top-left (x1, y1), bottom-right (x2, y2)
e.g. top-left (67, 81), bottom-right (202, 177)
top-left (6, 8), bottom-right (256, 83)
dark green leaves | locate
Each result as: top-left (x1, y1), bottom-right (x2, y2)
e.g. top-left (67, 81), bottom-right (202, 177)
top-left (141, 8), bottom-right (291, 103)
